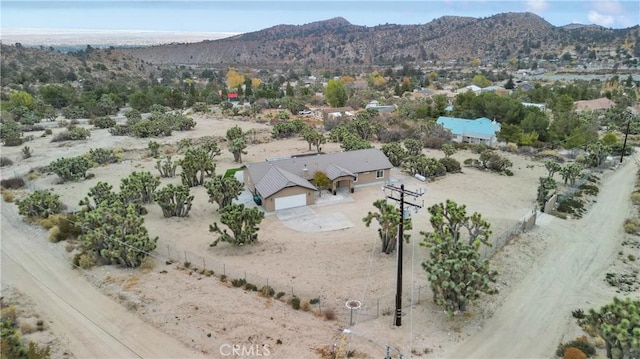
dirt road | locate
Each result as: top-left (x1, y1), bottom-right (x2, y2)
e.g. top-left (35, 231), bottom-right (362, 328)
top-left (0, 202), bottom-right (205, 359)
top-left (450, 158), bottom-right (637, 358)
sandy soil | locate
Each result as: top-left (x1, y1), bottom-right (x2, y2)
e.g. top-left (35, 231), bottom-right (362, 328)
top-left (1, 114), bottom-right (637, 358)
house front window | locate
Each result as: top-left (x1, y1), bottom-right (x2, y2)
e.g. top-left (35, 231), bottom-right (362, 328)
top-left (376, 170), bottom-right (384, 179)
top-left (353, 174), bottom-right (358, 183)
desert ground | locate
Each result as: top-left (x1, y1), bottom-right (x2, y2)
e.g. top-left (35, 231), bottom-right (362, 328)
top-left (1, 113), bottom-right (638, 358)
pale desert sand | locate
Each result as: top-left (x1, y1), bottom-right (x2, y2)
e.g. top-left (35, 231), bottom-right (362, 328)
top-left (1, 114), bottom-right (638, 358)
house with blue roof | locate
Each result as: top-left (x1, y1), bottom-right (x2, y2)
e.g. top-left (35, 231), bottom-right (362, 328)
top-left (436, 116), bottom-right (501, 146)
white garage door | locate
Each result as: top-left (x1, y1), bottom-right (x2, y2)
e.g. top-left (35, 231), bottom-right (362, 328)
top-left (274, 193), bottom-right (306, 210)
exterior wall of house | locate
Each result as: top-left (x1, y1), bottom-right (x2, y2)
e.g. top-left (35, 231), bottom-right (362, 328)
top-left (263, 186), bottom-right (315, 212)
top-left (243, 168), bottom-right (255, 192)
top-left (355, 168), bottom-right (390, 184)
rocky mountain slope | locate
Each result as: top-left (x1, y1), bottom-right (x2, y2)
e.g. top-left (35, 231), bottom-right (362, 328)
top-left (121, 12), bottom-right (639, 67)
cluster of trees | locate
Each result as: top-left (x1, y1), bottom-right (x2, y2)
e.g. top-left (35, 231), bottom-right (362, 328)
top-left (364, 197), bottom-right (497, 315)
top-left (109, 106), bottom-right (196, 138)
top-left (382, 141), bottom-right (461, 178)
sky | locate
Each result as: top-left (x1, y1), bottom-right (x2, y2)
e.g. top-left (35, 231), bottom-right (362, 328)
top-left (1, 0), bottom-right (639, 34)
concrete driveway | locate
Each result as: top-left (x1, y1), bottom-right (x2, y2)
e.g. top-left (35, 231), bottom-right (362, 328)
top-left (276, 206), bottom-right (354, 232)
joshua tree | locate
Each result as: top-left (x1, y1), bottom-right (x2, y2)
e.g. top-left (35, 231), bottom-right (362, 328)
top-left (544, 160), bottom-right (562, 178)
top-left (156, 156), bottom-right (177, 178)
top-left (210, 203), bottom-right (264, 246)
top-left (119, 171), bottom-right (160, 204)
top-left (179, 147), bottom-right (214, 187)
top-left (441, 143), bottom-right (456, 158)
top-left (226, 125), bottom-right (248, 163)
top-left (363, 199), bottom-right (412, 254)
top-left (421, 200), bottom-right (497, 315)
top-left (154, 184), bottom-right (193, 218)
top-left (204, 175), bottom-right (243, 210)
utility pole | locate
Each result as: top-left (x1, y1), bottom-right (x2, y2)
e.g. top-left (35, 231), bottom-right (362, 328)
top-left (383, 183), bottom-right (424, 326)
top-left (621, 112), bottom-right (632, 163)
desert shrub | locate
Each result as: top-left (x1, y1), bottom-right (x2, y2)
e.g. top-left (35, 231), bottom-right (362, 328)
top-left (88, 148), bottom-right (118, 165)
top-left (471, 143), bottom-right (488, 154)
top-left (47, 213), bottom-right (82, 241)
top-left (423, 136), bottom-right (446, 149)
top-left (290, 296), bottom-right (301, 310)
top-left (77, 251), bottom-right (98, 269)
top-left (1, 119), bottom-right (24, 146)
top-left (219, 274), bottom-right (227, 282)
top-left (231, 278), bottom-right (247, 288)
top-left (309, 298), bottom-right (320, 305)
top-left (192, 102), bottom-right (210, 113)
top-left (51, 126), bottom-right (91, 142)
top-left (623, 218), bottom-right (640, 234)
top-left (323, 308), bottom-right (336, 320)
top-left (631, 191), bottom-right (640, 205)
top-left (148, 141), bottom-right (160, 158)
top-left (463, 158), bottom-right (474, 166)
top-left (44, 128), bottom-right (52, 135)
top-left (243, 283), bottom-right (258, 291)
top-left (300, 299), bottom-right (310, 312)
top-left (0, 156), bottom-right (14, 167)
top-left (49, 156), bottom-right (90, 182)
top-left (260, 285), bottom-right (275, 297)
top-left (2, 190), bottom-right (15, 202)
top-left (91, 116), bottom-right (116, 129)
top-left (439, 157), bottom-right (461, 173)
top-left (593, 337), bottom-right (605, 349)
top-left (629, 254), bottom-right (636, 261)
top-left (562, 347), bottom-right (586, 359)
top-left (108, 124), bottom-right (131, 136)
top-left (275, 292), bottom-right (285, 299)
top-left (21, 146), bottom-right (32, 159)
top-left (16, 190), bottom-right (62, 218)
top-left (556, 339), bottom-right (596, 358)
top-left (572, 309), bottom-right (585, 319)
top-left (1, 177), bottom-right (25, 189)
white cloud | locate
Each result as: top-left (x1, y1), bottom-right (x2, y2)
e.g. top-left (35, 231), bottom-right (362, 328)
top-left (525, 0), bottom-right (549, 12)
top-left (587, 10), bottom-right (615, 26)
top-left (592, 0), bottom-right (623, 14)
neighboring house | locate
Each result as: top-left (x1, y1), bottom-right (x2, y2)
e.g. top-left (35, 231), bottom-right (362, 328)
top-left (244, 148), bottom-right (392, 211)
top-left (456, 85), bottom-right (482, 95)
top-left (522, 102), bottom-right (547, 111)
top-left (364, 100), bottom-right (396, 114)
top-left (322, 106), bottom-right (356, 119)
top-left (436, 116), bottom-right (501, 146)
top-left (227, 93), bottom-right (239, 102)
top-left (574, 97), bottom-right (615, 112)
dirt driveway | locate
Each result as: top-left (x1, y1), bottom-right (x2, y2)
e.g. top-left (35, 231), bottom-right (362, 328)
top-left (448, 158), bottom-right (638, 358)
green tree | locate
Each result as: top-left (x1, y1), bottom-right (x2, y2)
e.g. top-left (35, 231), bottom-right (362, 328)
top-left (560, 163), bottom-right (583, 185)
top-left (16, 190), bottom-right (63, 219)
top-left (226, 125), bottom-right (248, 163)
top-left (312, 171), bottom-right (331, 197)
top-left (441, 143), bottom-right (456, 158)
top-left (79, 200), bottom-right (157, 268)
top-left (403, 138), bottom-right (423, 157)
top-left (381, 142), bottom-right (407, 167)
top-left (179, 147), bottom-right (214, 187)
top-left (363, 199), bottom-right (412, 254)
top-left (340, 133), bottom-right (372, 151)
top-left (324, 79), bottom-right (348, 107)
top-left (49, 156), bottom-right (90, 182)
top-left (0, 120), bottom-right (24, 146)
top-left (420, 200), bottom-right (497, 315)
top-left (204, 175), bottom-right (243, 210)
top-left (544, 160), bottom-right (562, 178)
top-left (537, 176), bottom-right (557, 208)
top-left (209, 203), bottom-right (265, 246)
top-left (302, 126), bottom-right (326, 152)
top-left (154, 184), bottom-right (193, 218)
top-left (119, 171), bottom-right (160, 205)
top-left (580, 297), bottom-right (640, 359)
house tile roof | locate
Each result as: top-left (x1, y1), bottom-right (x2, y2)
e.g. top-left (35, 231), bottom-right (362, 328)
top-left (436, 116), bottom-right (501, 140)
top-left (255, 166), bottom-right (316, 199)
top-left (246, 148), bottom-right (392, 198)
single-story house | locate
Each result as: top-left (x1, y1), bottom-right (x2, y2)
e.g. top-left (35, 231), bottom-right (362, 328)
top-left (574, 97), bottom-right (615, 112)
top-left (365, 100), bottom-right (396, 114)
top-left (436, 116), bottom-right (501, 146)
top-left (244, 148), bottom-right (392, 211)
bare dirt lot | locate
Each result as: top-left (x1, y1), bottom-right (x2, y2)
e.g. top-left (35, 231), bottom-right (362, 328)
top-left (2, 114), bottom-right (638, 358)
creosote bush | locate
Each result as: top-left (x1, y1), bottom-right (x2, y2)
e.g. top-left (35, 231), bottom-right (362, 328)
top-left (1, 177), bottom-right (25, 189)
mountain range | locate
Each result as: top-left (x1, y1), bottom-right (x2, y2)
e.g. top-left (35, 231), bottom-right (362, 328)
top-left (121, 12), bottom-right (639, 68)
